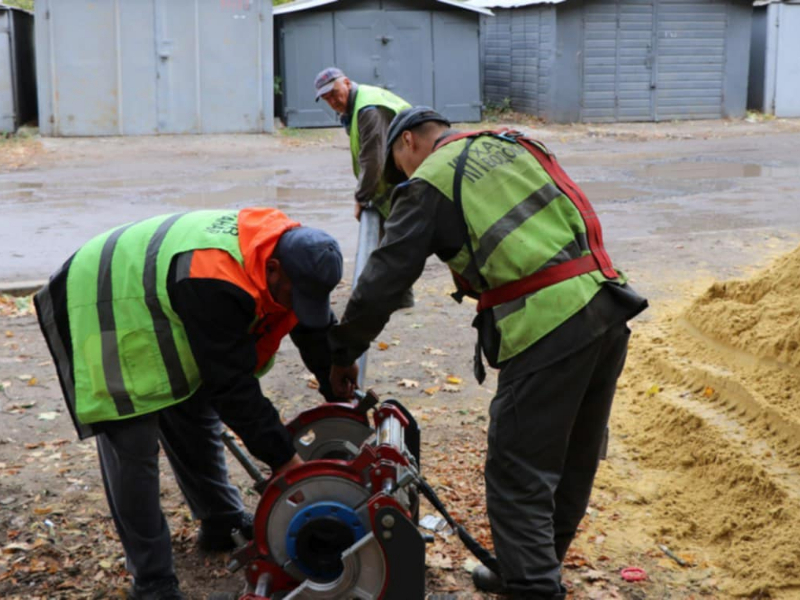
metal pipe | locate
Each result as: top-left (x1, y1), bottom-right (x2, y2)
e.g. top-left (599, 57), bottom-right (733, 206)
top-left (377, 415), bottom-right (405, 452)
top-left (352, 206), bottom-right (381, 388)
top-left (255, 572), bottom-right (272, 597)
top-left (221, 430), bottom-right (268, 493)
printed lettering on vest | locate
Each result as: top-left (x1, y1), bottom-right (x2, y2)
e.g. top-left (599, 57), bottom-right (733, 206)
top-left (446, 138), bottom-right (527, 184)
top-left (205, 214), bottom-right (239, 236)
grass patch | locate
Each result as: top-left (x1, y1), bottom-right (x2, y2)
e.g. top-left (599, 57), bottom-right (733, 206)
top-left (0, 126), bottom-right (43, 169)
top-left (2, 0), bottom-right (34, 11)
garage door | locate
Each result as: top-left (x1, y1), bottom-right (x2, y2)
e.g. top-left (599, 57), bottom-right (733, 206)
top-left (581, 0), bottom-right (728, 122)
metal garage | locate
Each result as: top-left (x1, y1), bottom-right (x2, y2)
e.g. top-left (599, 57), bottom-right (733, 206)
top-left (35, 0), bottom-right (275, 137)
top-left (274, 0), bottom-right (490, 128)
top-left (473, 0), bottom-right (753, 123)
top-left (0, 3), bottom-right (36, 134)
top-left (749, 0), bottom-right (800, 118)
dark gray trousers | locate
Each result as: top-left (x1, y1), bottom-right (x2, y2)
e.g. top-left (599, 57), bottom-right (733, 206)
top-left (485, 323), bottom-right (630, 599)
top-left (96, 392), bottom-right (245, 584)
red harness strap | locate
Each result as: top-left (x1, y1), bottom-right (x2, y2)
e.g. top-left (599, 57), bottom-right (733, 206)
top-left (514, 136), bottom-right (618, 280)
top-left (435, 129), bottom-right (618, 312)
top-left (476, 254), bottom-right (599, 312)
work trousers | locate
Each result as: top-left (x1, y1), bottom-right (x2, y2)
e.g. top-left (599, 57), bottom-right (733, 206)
top-left (485, 323), bottom-right (630, 599)
top-left (96, 391), bottom-right (245, 584)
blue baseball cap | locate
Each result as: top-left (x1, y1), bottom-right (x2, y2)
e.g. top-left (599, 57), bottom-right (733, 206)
top-left (314, 67), bottom-right (346, 101)
top-left (275, 227), bottom-right (343, 328)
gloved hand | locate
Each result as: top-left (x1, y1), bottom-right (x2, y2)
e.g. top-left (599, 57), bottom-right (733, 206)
top-left (330, 363), bottom-right (359, 399)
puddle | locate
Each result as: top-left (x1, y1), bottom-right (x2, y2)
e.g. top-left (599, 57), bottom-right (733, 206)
top-left (206, 167), bottom-right (291, 183)
top-left (164, 184), bottom-right (348, 208)
top-left (578, 181), bottom-right (650, 203)
top-left (0, 181), bottom-right (44, 190)
top-left (639, 162), bottom-right (800, 180)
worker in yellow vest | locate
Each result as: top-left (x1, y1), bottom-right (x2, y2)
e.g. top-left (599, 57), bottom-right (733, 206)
top-left (329, 108), bottom-right (648, 599)
top-left (35, 208), bottom-right (343, 600)
top-left (315, 67), bottom-right (411, 221)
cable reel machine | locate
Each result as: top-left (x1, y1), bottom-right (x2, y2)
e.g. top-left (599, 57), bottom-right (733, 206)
top-left (220, 207), bottom-right (495, 599)
top-left (225, 390), bottom-right (426, 599)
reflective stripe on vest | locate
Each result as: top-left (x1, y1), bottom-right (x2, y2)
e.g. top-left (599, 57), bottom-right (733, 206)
top-left (66, 209), bottom-right (299, 426)
top-left (412, 132), bottom-right (626, 362)
top-left (348, 85), bottom-right (411, 216)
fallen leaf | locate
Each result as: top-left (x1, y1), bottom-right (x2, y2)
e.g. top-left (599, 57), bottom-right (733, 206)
top-left (703, 386), bottom-right (715, 397)
top-left (427, 553), bottom-right (453, 570)
top-left (424, 346), bottom-right (448, 356)
top-left (37, 412), bottom-right (60, 421)
top-left (424, 386), bottom-right (440, 396)
top-left (4, 331), bottom-right (13, 338)
top-left (446, 376), bottom-right (462, 385)
top-left (462, 557), bottom-right (480, 573)
top-left (27, 377), bottom-right (38, 387)
top-left (25, 442), bottom-right (45, 450)
top-left (2, 542), bottom-right (32, 554)
top-left (646, 384), bottom-right (661, 397)
top-left (377, 342), bottom-right (390, 351)
top-left (16, 374), bottom-right (33, 382)
top-left (583, 568), bottom-right (608, 582)
top-left (398, 379), bottom-right (419, 388)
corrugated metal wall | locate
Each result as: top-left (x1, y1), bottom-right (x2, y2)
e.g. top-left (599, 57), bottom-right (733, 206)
top-left (278, 1), bottom-right (482, 128)
top-left (480, 6), bottom-right (554, 117)
top-left (480, 0), bottom-right (750, 123)
top-left (581, 0), bottom-right (730, 122)
top-left (582, 0), bottom-right (655, 122)
top-left (655, 0), bottom-right (728, 120)
top-left (36, 0), bottom-right (274, 137)
top-left (481, 10), bottom-right (512, 106)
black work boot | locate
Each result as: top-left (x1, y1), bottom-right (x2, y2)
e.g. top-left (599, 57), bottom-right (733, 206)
top-left (472, 565), bottom-right (509, 595)
top-left (197, 511), bottom-right (254, 552)
top-left (127, 575), bottom-right (185, 600)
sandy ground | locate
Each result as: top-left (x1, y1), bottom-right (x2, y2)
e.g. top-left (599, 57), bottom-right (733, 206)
top-left (1, 116), bottom-right (800, 599)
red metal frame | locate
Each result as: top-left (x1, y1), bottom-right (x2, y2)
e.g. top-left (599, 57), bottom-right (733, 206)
top-left (236, 400), bottom-right (416, 599)
top-left (285, 402), bottom-right (371, 436)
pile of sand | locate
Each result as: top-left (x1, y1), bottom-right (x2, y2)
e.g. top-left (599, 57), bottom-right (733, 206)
top-left (604, 245), bottom-right (800, 596)
top-left (685, 245), bottom-right (800, 369)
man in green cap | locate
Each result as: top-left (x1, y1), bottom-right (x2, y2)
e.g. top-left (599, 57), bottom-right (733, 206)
top-left (329, 107), bottom-right (648, 599)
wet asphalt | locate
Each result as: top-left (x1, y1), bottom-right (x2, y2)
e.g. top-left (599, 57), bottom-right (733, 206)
top-left (1, 125), bottom-right (799, 304)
